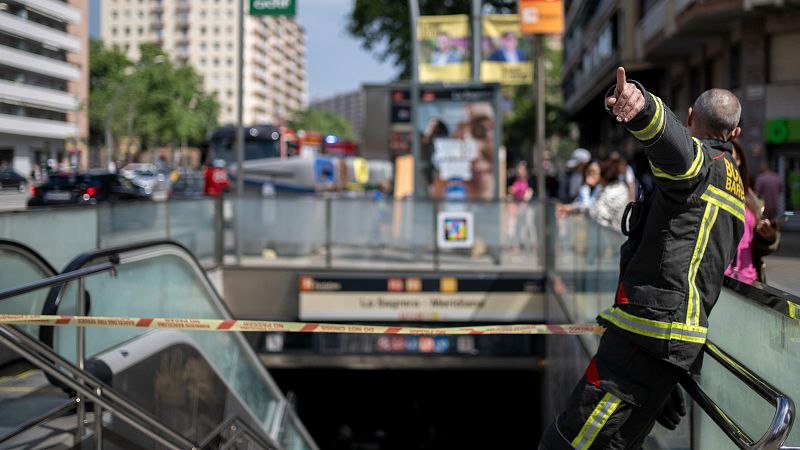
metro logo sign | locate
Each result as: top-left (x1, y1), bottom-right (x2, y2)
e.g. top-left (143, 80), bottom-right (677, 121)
top-left (519, 0), bottom-right (564, 34)
top-left (250, 0), bottom-right (295, 16)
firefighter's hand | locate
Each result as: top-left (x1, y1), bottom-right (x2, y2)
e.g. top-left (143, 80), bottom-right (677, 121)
top-left (607, 67), bottom-right (645, 123)
top-left (656, 386), bottom-right (686, 430)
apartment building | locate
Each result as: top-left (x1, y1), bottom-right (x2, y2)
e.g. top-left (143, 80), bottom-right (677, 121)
top-left (310, 89), bottom-right (365, 138)
top-left (101, 0), bottom-right (307, 126)
top-left (0, 0), bottom-right (89, 176)
top-left (562, 0), bottom-right (800, 210)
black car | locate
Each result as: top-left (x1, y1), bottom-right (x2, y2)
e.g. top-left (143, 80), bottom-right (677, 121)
top-left (0, 169), bottom-right (26, 192)
top-left (27, 171), bottom-right (151, 207)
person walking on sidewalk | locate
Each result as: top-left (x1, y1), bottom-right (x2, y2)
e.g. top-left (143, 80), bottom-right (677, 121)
top-left (539, 68), bottom-right (745, 449)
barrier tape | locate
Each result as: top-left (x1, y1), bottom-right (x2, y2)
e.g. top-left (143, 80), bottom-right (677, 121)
top-left (0, 314), bottom-right (603, 336)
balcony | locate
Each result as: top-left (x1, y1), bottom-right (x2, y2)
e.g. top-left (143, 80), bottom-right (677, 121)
top-left (0, 112), bottom-right (77, 139)
top-left (0, 44), bottom-right (80, 81)
top-left (15, 0), bottom-right (81, 24)
top-left (635, 0), bottom-right (748, 59)
top-left (0, 79), bottom-right (79, 112)
top-left (0, 12), bottom-right (80, 52)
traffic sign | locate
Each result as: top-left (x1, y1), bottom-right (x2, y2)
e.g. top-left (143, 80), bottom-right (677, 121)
top-left (519, 0), bottom-right (564, 34)
top-left (250, 0), bottom-right (296, 16)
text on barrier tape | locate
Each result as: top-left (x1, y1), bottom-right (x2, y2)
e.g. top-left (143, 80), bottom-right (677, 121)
top-left (0, 314), bottom-right (603, 335)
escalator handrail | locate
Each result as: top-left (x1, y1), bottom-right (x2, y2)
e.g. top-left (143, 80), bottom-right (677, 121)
top-left (37, 239), bottom-right (306, 447)
top-left (39, 239), bottom-right (228, 346)
top-left (0, 239), bottom-right (58, 278)
top-left (679, 340), bottom-right (796, 450)
top-left (0, 324), bottom-right (196, 450)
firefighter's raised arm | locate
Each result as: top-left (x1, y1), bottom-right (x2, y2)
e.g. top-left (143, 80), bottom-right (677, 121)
top-left (606, 67), bottom-right (703, 192)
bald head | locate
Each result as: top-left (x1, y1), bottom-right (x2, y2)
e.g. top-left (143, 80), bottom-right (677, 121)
top-left (690, 89), bottom-right (742, 139)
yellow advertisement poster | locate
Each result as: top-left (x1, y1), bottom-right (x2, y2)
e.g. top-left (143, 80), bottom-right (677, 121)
top-left (418, 15), bottom-right (471, 82)
top-left (481, 15), bottom-right (533, 85)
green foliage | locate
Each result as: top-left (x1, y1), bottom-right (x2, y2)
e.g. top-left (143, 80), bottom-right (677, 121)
top-left (289, 108), bottom-right (355, 141)
top-left (503, 37), bottom-right (577, 163)
top-left (89, 39), bottom-right (219, 150)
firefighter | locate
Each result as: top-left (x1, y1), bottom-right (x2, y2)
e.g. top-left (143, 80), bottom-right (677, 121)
top-left (539, 67), bottom-right (746, 449)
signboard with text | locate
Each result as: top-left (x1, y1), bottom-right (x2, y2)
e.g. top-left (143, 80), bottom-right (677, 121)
top-left (519, 0), bottom-right (564, 34)
top-left (298, 274), bottom-right (545, 322)
top-left (250, 0), bottom-right (296, 16)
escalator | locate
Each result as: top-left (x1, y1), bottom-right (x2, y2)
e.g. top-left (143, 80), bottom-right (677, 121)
top-left (0, 239), bottom-right (316, 449)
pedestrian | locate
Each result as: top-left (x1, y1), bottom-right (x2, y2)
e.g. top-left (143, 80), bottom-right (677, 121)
top-left (725, 141), bottom-right (780, 284)
top-left (754, 160), bottom-right (784, 220)
top-left (589, 156), bottom-right (630, 230)
top-left (564, 148), bottom-right (592, 202)
top-left (539, 68), bottom-right (745, 449)
top-left (557, 161), bottom-right (601, 216)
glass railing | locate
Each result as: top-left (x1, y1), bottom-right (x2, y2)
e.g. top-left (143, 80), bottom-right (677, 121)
top-left (545, 204), bottom-right (798, 449)
top-left (1, 199), bottom-right (220, 270)
top-left (0, 241), bottom-right (57, 339)
top-left (2, 195), bottom-right (546, 272)
top-left (37, 241), bottom-right (317, 449)
top-left (693, 279), bottom-right (800, 449)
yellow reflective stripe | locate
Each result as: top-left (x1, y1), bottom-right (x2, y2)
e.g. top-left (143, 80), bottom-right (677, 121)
top-left (650, 138), bottom-right (704, 181)
top-left (686, 203), bottom-right (719, 326)
top-left (788, 301), bottom-right (799, 320)
top-left (630, 94), bottom-right (665, 141)
top-left (571, 392), bottom-right (622, 450)
top-left (703, 185), bottom-right (746, 223)
top-left (599, 307), bottom-right (707, 344)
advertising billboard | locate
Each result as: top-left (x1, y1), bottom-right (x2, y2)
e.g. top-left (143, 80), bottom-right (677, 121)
top-left (417, 85), bottom-right (499, 200)
top-left (519, 0), bottom-right (565, 35)
top-left (417, 15), bottom-right (471, 82)
top-left (481, 15), bottom-right (533, 85)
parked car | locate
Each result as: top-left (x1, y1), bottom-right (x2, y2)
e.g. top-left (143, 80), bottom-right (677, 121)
top-left (0, 169), bottom-right (26, 192)
top-left (27, 171), bottom-right (151, 207)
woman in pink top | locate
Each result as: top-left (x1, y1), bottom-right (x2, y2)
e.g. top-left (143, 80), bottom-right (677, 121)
top-left (725, 141), bottom-right (780, 284)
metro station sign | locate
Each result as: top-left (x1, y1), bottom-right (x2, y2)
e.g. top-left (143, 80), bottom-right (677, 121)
top-left (250, 0), bottom-right (296, 16)
top-left (518, 0), bottom-right (564, 34)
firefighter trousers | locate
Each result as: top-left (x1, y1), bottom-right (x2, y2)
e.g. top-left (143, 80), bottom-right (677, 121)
top-left (539, 330), bottom-right (686, 450)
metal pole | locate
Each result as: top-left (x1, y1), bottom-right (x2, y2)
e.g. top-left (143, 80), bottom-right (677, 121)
top-left (94, 399), bottom-right (103, 449)
top-left (325, 196), bottom-right (332, 268)
top-left (76, 277), bottom-right (86, 443)
top-left (408, 0), bottom-right (422, 198)
top-left (471, 0), bottom-right (481, 83)
top-left (534, 35), bottom-right (547, 269)
top-left (235, 0), bottom-right (246, 197)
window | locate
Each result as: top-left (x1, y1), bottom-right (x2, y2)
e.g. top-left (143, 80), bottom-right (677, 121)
top-left (112, 10), bottom-right (118, 19)
top-left (729, 43), bottom-right (741, 89)
top-left (769, 31), bottom-right (800, 82)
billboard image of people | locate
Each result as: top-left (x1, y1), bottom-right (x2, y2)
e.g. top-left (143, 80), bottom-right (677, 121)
top-left (481, 15), bottom-right (533, 85)
top-left (417, 87), bottom-right (498, 200)
top-left (418, 15), bottom-right (471, 82)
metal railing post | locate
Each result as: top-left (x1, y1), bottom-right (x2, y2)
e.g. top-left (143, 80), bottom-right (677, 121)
top-left (325, 196), bottom-right (332, 268)
top-left (76, 276), bottom-right (86, 443)
top-left (432, 201), bottom-right (440, 271)
top-left (94, 394), bottom-right (103, 449)
top-left (214, 195), bottom-right (224, 266)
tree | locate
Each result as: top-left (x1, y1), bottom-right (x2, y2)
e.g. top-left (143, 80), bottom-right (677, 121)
top-left (89, 40), bottom-right (219, 162)
top-left (289, 108), bottom-right (355, 141)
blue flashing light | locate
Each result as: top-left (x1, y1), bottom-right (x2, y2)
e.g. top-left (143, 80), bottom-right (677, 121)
top-left (324, 134), bottom-right (338, 144)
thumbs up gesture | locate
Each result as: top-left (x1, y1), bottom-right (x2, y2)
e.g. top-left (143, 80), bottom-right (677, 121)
top-left (607, 67), bottom-right (645, 123)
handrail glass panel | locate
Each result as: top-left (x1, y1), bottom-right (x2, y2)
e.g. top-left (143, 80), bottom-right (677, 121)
top-left (0, 209), bottom-right (96, 269)
top-left (695, 286), bottom-right (800, 448)
top-left (53, 250), bottom-right (281, 431)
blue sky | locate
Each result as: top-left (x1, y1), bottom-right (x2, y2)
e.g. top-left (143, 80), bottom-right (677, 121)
top-left (89, 0), bottom-right (397, 101)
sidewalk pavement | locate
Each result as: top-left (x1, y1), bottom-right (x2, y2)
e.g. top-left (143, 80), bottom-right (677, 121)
top-left (763, 230), bottom-right (800, 296)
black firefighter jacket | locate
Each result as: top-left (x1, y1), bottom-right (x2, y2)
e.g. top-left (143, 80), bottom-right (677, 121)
top-left (597, 84), bottom-right (746, 371)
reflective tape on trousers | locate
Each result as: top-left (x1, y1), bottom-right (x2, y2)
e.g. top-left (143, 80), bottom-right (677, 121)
top-left (0, 314), bottom-right (604, 335)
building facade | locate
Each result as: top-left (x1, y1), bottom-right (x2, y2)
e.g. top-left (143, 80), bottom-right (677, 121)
top-left (310, 89), bottom-right (365, 139)
top-left (101, 0), bottom-right (308, 127)
top-left (562, 0), bottom-right (800, 211)
top-left (0, 0), bottom-right (89, 177)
